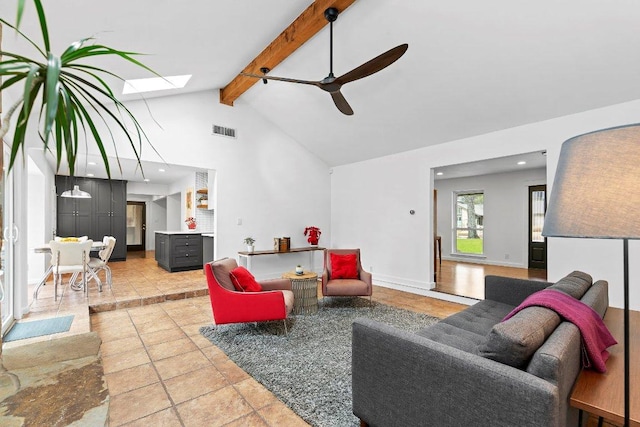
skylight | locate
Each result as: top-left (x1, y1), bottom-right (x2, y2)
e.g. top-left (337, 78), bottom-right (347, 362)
top-left (122, 74), bottom-right (192, 94)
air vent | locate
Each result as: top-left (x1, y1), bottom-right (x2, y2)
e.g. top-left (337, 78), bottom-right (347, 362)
top-left (212, 124), bottom-right (237, 138)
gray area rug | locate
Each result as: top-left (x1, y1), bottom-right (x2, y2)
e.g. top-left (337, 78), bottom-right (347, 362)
top-left (200, 297), bottom-right (439, 427)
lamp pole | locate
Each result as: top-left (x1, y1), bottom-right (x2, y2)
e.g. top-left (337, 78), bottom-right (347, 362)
top-left (623, 238), bottom-right (629, 427)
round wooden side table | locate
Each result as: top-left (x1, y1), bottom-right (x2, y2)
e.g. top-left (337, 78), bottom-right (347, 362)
top-left (282, 271), bottom-right (319, 315)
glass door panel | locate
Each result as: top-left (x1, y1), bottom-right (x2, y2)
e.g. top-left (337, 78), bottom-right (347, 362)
top-left (1, 145), bottom-right (15, 335)
top-left (126, 202), bottom-right (146, 251)
top-left (528, 185), bottom-right (547, 269)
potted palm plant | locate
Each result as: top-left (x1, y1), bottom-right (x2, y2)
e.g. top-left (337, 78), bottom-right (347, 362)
top-left (0, 0), bottom-right (159, 177)
top-left (0, 0), bottom-right (159, 395)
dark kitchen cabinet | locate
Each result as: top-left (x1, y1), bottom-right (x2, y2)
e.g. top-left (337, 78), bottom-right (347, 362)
top-left (56, 175), bottom-right (127, 261)
top-left (55, 176), bottom-right (93, 238)
top-left (93, 179), bottom-right (127, 261)
top-left (155, 232), bottom-right (203, 272)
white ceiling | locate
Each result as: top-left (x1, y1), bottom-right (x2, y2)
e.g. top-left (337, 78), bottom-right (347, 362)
top-left (6, 0), bottom-right (640, 182)
top-left (433, 151), bottom-right (547, 181)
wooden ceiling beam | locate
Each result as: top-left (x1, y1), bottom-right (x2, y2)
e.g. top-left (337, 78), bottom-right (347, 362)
top-left (219, 0), bottom-right (357, 107)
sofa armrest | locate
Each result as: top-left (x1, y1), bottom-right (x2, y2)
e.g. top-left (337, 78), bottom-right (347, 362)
top-left (485, 275), bottom-right (552, 306)
top-left (259, 278), bottom-right (292, 291)
top-left (359, 269), bottom-right (372, 286)
top-left (352, 318), bottom-right (560, 427)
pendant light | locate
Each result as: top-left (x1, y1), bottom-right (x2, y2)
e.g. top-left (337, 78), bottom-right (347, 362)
top-left (61, 185), bottom-right (91, 198)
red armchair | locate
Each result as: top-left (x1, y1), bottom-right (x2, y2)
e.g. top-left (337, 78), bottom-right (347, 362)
top-left (322, 249), bottom-right (372, 306)
top-left (205, 258), bottom-right (294, 333)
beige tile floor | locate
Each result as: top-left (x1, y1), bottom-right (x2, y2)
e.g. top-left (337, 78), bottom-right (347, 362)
top-left (21, 253), bottom-right (609, 426)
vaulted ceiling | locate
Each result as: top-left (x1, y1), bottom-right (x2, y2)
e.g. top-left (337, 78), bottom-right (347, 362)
top-left (5, 0), bottom-right (640, 173)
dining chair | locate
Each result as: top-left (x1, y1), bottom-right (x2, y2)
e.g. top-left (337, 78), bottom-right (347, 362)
top-left (49, 239), bottom-right (93, 301)
top-left (87, 236), bottom-right (117, 291)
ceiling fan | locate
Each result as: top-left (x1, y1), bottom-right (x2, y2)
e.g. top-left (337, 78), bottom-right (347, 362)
top-left (241, 7), bottom-right (408, 116)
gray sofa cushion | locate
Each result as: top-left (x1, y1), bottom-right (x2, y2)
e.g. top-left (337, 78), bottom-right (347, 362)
top-left (546, 271), bottom-right (592, 299)
top-left (416, 323), bottom-right (486, 354)
top-left (478, 305), bottom-right (561, 368)
top-left (417, 300), bottom-right (515, 354)
top-left (440, 299), bottom-right (514, 336)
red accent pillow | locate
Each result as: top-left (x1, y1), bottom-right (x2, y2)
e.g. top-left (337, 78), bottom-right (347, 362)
top-left (330, 253), bottom-right (359, 279)
top-left (229, 267), bottom-right (263, 292)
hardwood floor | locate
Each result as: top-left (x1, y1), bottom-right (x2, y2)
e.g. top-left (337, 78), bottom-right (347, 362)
top-left (434, 259), bottom-right (548, 300)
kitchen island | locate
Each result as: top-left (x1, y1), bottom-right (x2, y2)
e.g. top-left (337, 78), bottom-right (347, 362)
top-left (155, 231), bottom-right (212, 272)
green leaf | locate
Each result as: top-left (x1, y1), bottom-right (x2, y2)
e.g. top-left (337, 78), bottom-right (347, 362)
top-left (16, 0), bottom-right (26, 29)
top-left (23, 64), bottom-right (40, 112)
top-left (0, 17), bottom-right (46, 57)
top-left (62, 44), bottom-right (160, 78)
top-left (64, 87), bottom-right (113, 178)
top-left (0, 74), bottom-right (27, 91)
top-left (33, 0), bottom-right (50, 52)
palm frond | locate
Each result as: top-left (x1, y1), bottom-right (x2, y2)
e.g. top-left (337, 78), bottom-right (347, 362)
top-left (1, 0), bottom-right (161, 178)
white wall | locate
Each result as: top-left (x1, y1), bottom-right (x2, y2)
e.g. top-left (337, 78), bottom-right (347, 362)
top-left (166, 194), bottom-right (181, 232)
top-left (47, 90), bottom-right (332, 278)
top-left (27, 158), bottom-right (46, 284)
top-left (435, 167), bottom-right (546, 268)
top-left (150, 198), bottom-right (168, 249)
top-left (332, 99), bottom-right (640, 310)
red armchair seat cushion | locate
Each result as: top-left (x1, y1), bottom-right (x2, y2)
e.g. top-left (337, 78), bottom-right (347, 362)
top-left (330, 253), bottom-right (358, 279)
top-left (230, 266), bottom-right (263, 292)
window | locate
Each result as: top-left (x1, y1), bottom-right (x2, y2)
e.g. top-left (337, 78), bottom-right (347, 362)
top-left (455, 191), bottom-right (484, 255)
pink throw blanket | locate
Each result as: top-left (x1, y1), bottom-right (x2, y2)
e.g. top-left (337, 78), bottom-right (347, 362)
top-left (503, 289), bottom-right (617, 373)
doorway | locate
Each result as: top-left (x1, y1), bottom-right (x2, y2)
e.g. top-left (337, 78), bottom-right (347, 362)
top-left (528, 184), bottom-right (547, 269)
top-left (127, 202), bottom-right (146, 252)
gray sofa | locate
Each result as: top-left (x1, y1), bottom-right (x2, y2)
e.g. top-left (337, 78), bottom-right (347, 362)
top-left (352, 271), bottom-right (609, 427)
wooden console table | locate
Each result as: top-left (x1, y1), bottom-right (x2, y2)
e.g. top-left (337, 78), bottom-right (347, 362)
top-left (238, 246), bottom-right (325, 272)
top-left (570, 307), bottom-right (639, 426)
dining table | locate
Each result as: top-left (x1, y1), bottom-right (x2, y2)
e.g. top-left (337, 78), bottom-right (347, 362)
top-left (32, 241), bottom-right (106, 300)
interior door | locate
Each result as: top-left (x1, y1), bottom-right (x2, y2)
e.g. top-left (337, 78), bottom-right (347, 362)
top-left (126, 202), bottom-right (146, 251)
top-left (528, 185), bottom-right (547, 269)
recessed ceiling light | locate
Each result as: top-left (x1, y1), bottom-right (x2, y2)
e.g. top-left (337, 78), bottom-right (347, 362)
top-left (88, 161), bottom-right (96, 166)
top-left (159, 168), bottom-right (166, 172)
top-left (436, 172), bottom-right (444, 176)
top-left (123, 74), bottom-right (192, 94)
top-left (517, 161), bottom-right (527, 165)
top-left (87, 173), bottom-right (94, 177)
top-left (144, 178), bottom-right (150, 182)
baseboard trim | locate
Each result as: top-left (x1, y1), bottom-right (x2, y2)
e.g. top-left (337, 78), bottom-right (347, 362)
top-left (442, 256), bottom-right (526, 269)
top-left (372, 274), bottom-right (477, 306)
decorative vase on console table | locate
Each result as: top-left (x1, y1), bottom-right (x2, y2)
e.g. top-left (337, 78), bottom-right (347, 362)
top-left (304, 226), bottom-right (321, 246)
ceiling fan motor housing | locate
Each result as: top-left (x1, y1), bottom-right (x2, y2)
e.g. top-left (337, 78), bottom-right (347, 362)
top-left (324, 7), bottom-right (339, 22)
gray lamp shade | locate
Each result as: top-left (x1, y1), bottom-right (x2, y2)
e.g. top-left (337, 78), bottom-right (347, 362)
top-left (61, 185), bottom-right (91, 198)
top-left (542, 124), bottom-right (640, 239)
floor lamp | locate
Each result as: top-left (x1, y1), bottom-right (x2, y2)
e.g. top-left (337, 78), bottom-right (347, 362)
top-left (542, 124), bottom-right (640, 427)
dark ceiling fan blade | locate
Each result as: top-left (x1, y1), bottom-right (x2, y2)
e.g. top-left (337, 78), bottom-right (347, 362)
top-left (330, 90), bottom-right (354, 115)
top-left (335, 44), bottom-right (408, 85)
top-left (241, 73), bottom-right (320, 87)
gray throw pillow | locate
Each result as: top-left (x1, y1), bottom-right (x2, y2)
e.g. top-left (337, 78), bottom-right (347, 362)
top-left (479, 306), bottom-right (561, 368)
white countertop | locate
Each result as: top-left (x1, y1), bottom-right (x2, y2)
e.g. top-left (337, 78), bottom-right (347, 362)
top-left (155, 231), bottom-right (214, 235)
